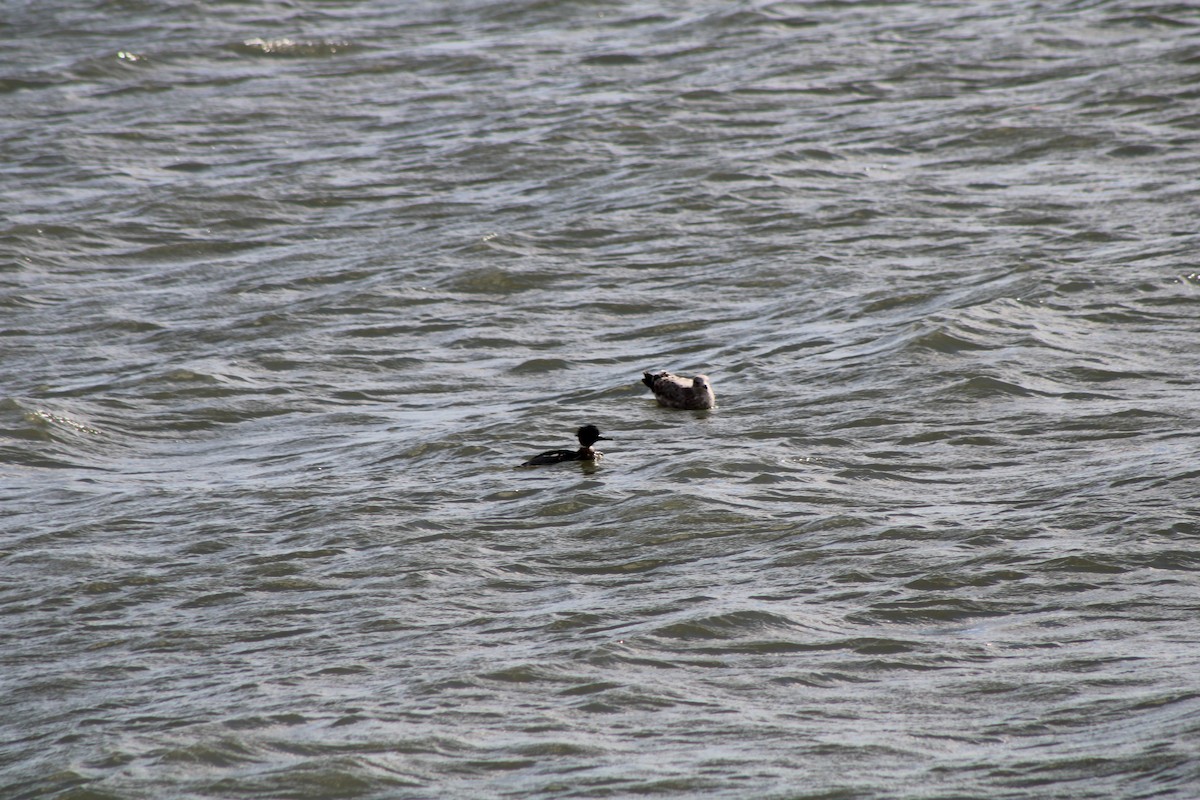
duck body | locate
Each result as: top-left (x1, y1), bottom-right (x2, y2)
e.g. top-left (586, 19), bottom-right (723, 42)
top-left (521, 424), bottom-right (610, 467)
top-left (642, 371), bottom-right (716, 410)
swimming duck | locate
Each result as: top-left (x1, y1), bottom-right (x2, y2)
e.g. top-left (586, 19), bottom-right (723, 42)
top-left (521, 424), bottom-right (610, 467)
top-left (642, 371), bottom-right (716, 410)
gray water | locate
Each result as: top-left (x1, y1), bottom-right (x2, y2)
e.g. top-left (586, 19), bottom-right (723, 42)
top-left (4, 1), bottom-right (1200, 798)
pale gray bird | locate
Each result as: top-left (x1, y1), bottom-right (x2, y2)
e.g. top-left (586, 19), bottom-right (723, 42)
top-left (642, 371), bottom-right (716, 410)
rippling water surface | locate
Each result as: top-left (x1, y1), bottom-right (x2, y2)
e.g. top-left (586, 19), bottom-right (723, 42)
top-left (4, 1), bottom-right (1200, 798)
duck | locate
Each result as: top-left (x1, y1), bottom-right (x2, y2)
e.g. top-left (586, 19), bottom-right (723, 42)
top-left (520, 424), bottom-right (610, 467)
top-left (642, 371), bottom-right (716, 410)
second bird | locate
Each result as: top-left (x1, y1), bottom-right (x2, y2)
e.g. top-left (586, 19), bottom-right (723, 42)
top-left (642, 371), bottom-right (716, 410)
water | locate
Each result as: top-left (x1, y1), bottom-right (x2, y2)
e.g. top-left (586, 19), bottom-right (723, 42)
top-left (3, 1), bottom-right (1200, 798)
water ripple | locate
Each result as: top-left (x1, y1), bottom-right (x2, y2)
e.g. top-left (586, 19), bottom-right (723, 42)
top-left (4, 1), bottom-right (1200, 798)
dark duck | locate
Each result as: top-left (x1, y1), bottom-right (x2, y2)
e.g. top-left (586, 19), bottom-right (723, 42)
top-left (521, 424), bottom-right (610, 467)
